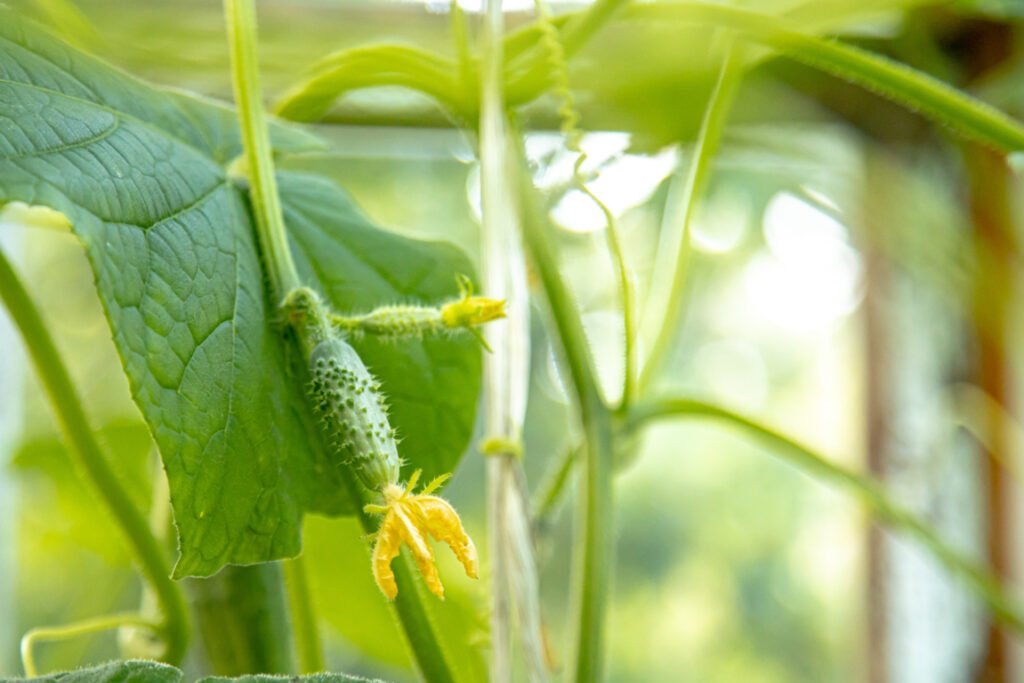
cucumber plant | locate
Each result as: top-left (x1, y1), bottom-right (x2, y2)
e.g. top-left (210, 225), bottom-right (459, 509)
top-left (2, 0), bottom-right (1024, 681)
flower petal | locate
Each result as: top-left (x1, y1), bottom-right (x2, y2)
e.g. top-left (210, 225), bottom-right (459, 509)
top-left (420, 496), bottom-right (478, 580)
top-left (395, 502), bottom-right (445, 599)
top-left (371, 510), bottom-right (403, 599)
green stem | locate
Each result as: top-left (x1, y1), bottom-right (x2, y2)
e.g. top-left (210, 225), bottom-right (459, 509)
top-left (451, 0), bottom-right (476, 113)
top-left (627, 3), bottom-right (1024, 152)
top-left (224, 4), bottom-right (461, 680)
top-left (341, 470), bottom-right (457, 683)
top-left (189, 564), bottom-right (294, 676)
top-left (505, 0), bottom-right (626, 106)
top-left (388, 555), bottom-right (458, 683)
top-left (21, 613), bottom-right (157, 677)
top-left (639, 37), bottom-right (744, 393)
top-left (531, 443), bottom-right (579, 526)
top-left (577, 182), bottom-right (635, 407)
top-left (284, 555), bottom-right (325, 674)
top-left (224, 0), bottom-right (299, 299)
top-left (627, 398), bottom-right (1024, 634)
top-left (529, 0), bottom-right (636, 409)
top-left (276, 47), bottom-right (463, 123)
top-left (0, 249), bottom-right (190, 666)
top-left (515, 141), bottom-right (614, 682)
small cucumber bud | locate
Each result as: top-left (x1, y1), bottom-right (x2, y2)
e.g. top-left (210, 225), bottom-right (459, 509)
top-left (333, 305), bottom-right (444, 338)
top-left (309, 336), bottom-right (400, 492)
top-left (326, 275), bottom-right (505, 343)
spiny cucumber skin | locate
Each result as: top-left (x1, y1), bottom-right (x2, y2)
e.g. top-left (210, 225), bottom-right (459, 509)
top-left (309, 338), bottom-right (400, 492)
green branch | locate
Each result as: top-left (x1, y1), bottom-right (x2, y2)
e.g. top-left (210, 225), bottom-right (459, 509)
top-left (21, 613), bottom-right (158, 677)
top-left (639, 37), bottom-right (745, 393)
top-left (275, 0), bottom-right (629, 126)
top-left (276, 46), bottom-right (464, 123)
top-left (628, 3), bottom-right (1024, 153)
top-left (275, 0), bottom-right (1024, 159)
top-left (627, 397), bottom-right (1024, 634)
top-left (515, 139), bottom-right (614, 682)
top-left (530, 0), bottom-right (636, 409)
top-left (224, 0), bottom-right (299, 299)
top-left (0, 249), bottom-right (190, 667)
top-left (505, 0), bottom-right (628, 104)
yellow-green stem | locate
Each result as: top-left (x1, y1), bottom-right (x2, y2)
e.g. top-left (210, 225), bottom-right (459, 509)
top-left (224, 0), bottom-right (299, 299)
top-left (285, 555), bottom-right (325, 674)
top-left (515, 139), bottom-right (614, 682)
top-left (640, 37), bottom-right (744, 392)
top-left (21, 613), bottom-right (157, 677)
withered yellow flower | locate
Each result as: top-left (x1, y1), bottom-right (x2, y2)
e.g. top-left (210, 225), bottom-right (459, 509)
top-left (365, 470), bottom-right (478, 600)
top-left (441, 296), bottom-right (506, 328)
top-left (441, 274), bottom-right (506, 329)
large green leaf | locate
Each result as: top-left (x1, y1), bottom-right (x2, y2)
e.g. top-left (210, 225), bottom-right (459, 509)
top-left (0, 9), bottom-right (480, 577)
top-left (0, 661), bottom-right (382, 683)
top-left (0, 660), bottom-right (182, 683)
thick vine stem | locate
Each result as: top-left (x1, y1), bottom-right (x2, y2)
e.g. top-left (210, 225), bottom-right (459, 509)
top-left (530, 0), bottom-right (636, 409)
top-left (0, 249), bottom-right (190, 667)
top-left (514, 137), bottom-right (615, 682)
top-left (284, 556), bottom-right (326, 674)
top-left (190, 564), bottom-right (295, 676)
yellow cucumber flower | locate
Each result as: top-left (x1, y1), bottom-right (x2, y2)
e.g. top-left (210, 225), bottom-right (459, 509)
top-left (365, 470), bottom-right (478, 600)
top-left (441, 274), bottom-right (506, 329)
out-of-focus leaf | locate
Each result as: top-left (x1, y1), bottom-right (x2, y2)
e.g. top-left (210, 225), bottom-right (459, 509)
top-left (11, 421), bottom-right (153, 560)
top-left (0, 660), bottom-right (181, 683)
top-left (198, 674), bottom-right (383, 683)
top-left (0, 661), bottom-right (384, 683)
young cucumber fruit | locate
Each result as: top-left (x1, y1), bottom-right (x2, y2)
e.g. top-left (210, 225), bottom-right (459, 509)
top-left (309, 336), bottom-right (400, 492)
